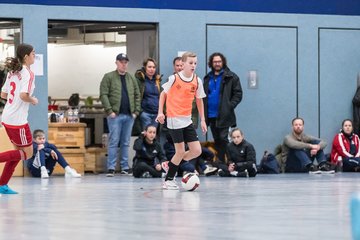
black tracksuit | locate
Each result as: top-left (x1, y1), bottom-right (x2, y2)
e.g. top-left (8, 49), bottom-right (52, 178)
top-left (219, 140), bottom-right (257, 177)
top-left (132, 136), bottom-right (166, 178)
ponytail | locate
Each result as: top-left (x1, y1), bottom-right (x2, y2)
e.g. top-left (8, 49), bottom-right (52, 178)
top-left (4, 43), bottom-right (33, 72)
top-left (5, 57), bottom-right (22, 72)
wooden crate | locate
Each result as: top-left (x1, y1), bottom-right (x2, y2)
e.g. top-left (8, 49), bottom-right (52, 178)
top-left (47, 123), bottom-right (86, 175)
top-left (52, 148), bottom-right (85, 175)
top-left (0, 127), bottom-right (23, 177)
top-left (48, 123), bottom-right (86, 149)
top-left (85, 147), bottom-right (107, 173)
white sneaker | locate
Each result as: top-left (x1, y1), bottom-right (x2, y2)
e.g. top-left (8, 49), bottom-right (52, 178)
top-left (65, 168), bottom-right (81, 178)
top-left (204, 165), bottom-right (218, 176)
top-left (162, 179), bottom-right (179, 190)
top-left (41, 169), bottom-right (49, 179)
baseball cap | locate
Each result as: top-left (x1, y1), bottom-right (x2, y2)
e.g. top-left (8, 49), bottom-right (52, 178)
top-left (116, 53), bottom-right (129, 61)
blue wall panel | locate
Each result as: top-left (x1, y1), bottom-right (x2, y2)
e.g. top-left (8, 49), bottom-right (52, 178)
top-left (207, 25), bottom-right (297, 157)
top-left (0, 3), bottom-right (360, 162)
top-left (319, 28), bottom-right (360, 152)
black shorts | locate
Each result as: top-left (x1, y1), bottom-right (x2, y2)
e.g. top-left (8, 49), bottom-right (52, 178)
top-left (168, 124), bottom-right (199, 144)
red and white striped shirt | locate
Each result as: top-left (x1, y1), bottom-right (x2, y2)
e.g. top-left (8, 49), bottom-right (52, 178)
top-left (1, 65), bottom-right (35, 126)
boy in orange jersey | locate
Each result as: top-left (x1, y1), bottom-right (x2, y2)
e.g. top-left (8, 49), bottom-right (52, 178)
top-left (156, 52), bottom-right (207, 190)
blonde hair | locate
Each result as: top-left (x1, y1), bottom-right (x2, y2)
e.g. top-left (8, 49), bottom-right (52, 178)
top-left (181, 52), bottom-right (197, 62)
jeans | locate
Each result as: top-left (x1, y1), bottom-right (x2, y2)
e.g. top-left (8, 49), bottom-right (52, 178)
top-left (285, 140), bottom-right (326, 172)
top-left (140, 111), bottom-right (158, 130)
top-left (107, 114), bottom-right (134, 171)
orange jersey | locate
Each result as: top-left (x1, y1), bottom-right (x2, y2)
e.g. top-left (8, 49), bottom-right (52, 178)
top-left (166, 73), bottom-right (198, 117)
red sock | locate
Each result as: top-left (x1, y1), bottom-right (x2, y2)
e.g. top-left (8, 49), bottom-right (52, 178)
top-left (0, 160), bottom-right (20, 185)
top-left (0, 150), bottom-right (24, 163)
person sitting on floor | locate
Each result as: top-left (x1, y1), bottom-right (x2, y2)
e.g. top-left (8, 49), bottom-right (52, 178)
top-left (132, 124), bottom-right (167, 178)
top-left (218, 128), bottom-right (257, 177)
top-left (330, 119), bottom-right (360, 172)
top-left (27, 129), bottom-right (81, 178)
top-left (282, 117), bottom-right (333, 173)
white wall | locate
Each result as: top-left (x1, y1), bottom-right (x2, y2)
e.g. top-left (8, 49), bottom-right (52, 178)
top-left (48, 44), bottom-right (125, 98)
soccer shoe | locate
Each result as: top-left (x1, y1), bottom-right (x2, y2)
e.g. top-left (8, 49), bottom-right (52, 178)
top-left (161, 161), bottom-right (169, 174)
top-left (204, 165), bottom-right (218, 176)
top-left (0, 185), bottom-right (18, 194)
top-left (65, 168), bottom-right (81, 178)
top-left (162, 179), bottom-right (179, 190)
top-left (41, 169), bottom-right (49, 179)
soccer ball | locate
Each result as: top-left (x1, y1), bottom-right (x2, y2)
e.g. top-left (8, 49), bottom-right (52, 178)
top-left (181, 173), bottom-right (200, 191)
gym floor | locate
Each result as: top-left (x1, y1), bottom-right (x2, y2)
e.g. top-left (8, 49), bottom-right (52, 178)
top-left (0, 173), bottom-right (358, 240)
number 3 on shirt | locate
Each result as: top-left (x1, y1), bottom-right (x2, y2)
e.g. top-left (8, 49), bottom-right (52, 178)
top-left (8, 81), bottom-right (16, 104)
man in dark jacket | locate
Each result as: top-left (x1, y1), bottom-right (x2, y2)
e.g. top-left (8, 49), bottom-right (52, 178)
top-left (203, 52), bottom-right (242, 164)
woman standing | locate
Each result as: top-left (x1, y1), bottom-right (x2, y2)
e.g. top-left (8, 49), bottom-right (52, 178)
top-left (331, 119), bottom-right (360, 172)
top-left (0, 43), bottom-right (38, 194)
top-left (135, 58), bottom-right (162, 129)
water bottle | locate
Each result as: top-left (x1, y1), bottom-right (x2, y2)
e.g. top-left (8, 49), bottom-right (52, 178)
top-left (350, 194), bottom-right (360, 240)
top-left (73, 108), bottom-right (79, 123)
top-left (67, 109), bottom-right (74, 123)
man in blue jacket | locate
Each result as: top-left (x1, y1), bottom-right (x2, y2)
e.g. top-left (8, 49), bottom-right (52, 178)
top-left (203, 52), bottom-right (243, 164)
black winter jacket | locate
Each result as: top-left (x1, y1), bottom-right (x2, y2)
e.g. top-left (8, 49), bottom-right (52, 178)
top-left (226, 140), bottom-right (256, 170)
top-left (203, 67), bottom-right (242, 128)
top-left (353, 87), bottom-right (360, 135)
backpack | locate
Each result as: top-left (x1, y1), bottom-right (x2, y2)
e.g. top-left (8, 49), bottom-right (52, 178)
top-left (259, 151), bottom-right (280, 174)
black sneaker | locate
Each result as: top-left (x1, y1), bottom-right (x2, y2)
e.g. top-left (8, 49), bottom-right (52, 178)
top-left (319, 163), bottom-right (335, 174)
top-left (106, 169), bottom-right (115, 177)
top-left (307, 164), bottom-right (321, 174)
top-left (236, 169), bottom-right (249, 178)
top-left (141, 171), bottom-right (151, 178)
top-left (120, 168), bottom-right (133, 175)
top-left (217, 169), bottom-right (226, 177)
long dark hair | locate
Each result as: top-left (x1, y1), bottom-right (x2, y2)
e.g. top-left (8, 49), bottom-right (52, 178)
top-left (5, 43), bottom-right (34, 72)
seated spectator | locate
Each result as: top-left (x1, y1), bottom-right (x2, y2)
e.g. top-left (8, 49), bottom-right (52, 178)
top-left (282, 117), bottom-right (333, 173)
top-left (218, 128), bottom-right (257, 177)
top-left (27, 129), bottom-right (81, 178)
top-left (163, 133), bottom-right (217, 176)
top-left (132, 124), bottom-right (166, 178)
top-left (331, 119), bottom-right (360, 172)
